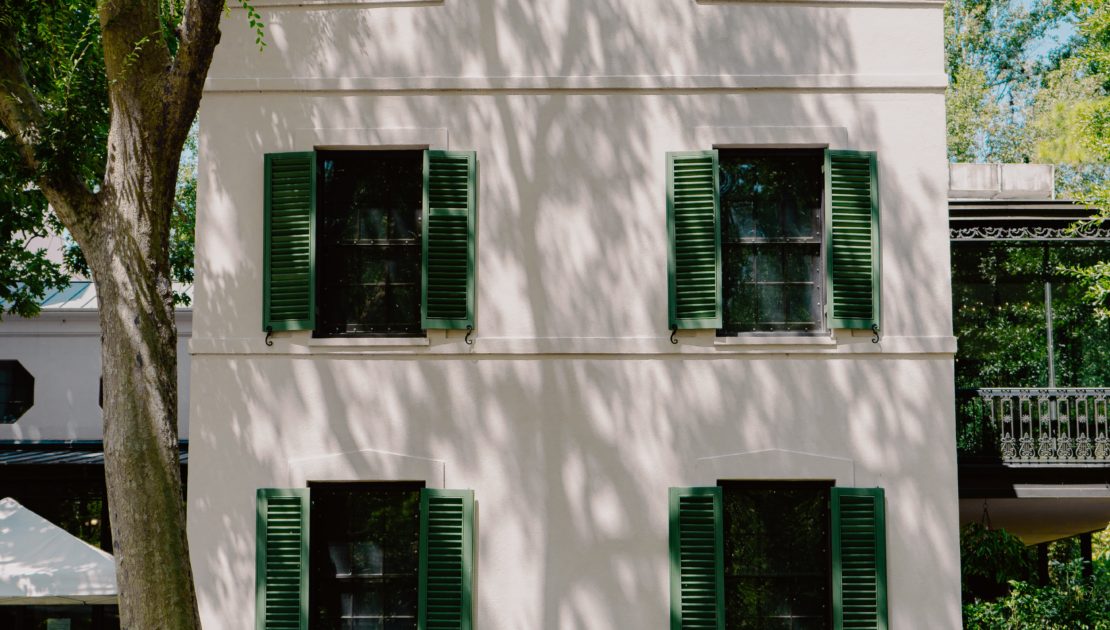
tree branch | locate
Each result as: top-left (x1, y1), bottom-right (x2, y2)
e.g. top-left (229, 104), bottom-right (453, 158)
top-left (164, 0), bottom-right (223, 148)
top-left (0, 23), bottom-right (99, 231)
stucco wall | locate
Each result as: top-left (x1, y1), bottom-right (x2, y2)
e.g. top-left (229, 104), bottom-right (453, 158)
top-left (190, 1), bottom-right (958, 628)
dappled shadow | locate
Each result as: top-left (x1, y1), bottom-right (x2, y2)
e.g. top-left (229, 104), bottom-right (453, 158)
top-left (189, 1), bottom-right (958, 629)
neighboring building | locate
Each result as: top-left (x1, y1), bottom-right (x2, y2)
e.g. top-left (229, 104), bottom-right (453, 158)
top-left (189, 2), bottom-right (958, 629)
top-left (0, 281), bottom-right (192, 628)
top-left (949, 164), bottom-right (1110, 570)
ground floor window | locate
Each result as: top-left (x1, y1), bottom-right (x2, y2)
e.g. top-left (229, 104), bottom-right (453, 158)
top-left (308, 482), bottom-right (422, 630)
top-left (720, 480), bottom-right (833, 630)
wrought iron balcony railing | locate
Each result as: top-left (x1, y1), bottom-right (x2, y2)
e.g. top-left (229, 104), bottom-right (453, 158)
top-left (959, 388), bottom-right (1110, 465)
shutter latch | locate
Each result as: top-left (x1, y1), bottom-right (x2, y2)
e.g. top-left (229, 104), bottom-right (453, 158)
top-left (265, 325), bottom-right (274, 347)
top-left (871, 324), bottom-right (880, 344)
top-left (670, 327), bottom-right (679, 345)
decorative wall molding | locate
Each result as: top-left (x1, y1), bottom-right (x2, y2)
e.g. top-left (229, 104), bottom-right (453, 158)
top-left (293, 127), bottom-right (449, 151)
top-left (950, 224), bottom-right (1110, 242)
top-left (287, 448), bottom-right (446, 488)
top-left (189, 334), bottom-right (958, 357)
top-left (696, 125), bottom-right (851, 150)
top-left (691, 449), bottom-right (855, 486)
top-left (204, 74), bottom-right (949, 94)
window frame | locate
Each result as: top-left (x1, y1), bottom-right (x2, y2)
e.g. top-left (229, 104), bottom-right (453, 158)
top-left (717, 479), bottom-right (835, 630)
top-left (306, 480), bottom-right (425, 630)
top-left (312, 149), bottom-right (427, 339)
top-left (715, 148), bottom-right (828, 337)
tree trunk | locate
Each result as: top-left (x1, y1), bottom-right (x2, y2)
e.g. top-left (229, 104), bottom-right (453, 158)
top-left (90, 222), bottom-right (200, 629)
top-left (0, 2), bottom-right (225, 627)
top-left (85, 123), bottom-right (199, 628)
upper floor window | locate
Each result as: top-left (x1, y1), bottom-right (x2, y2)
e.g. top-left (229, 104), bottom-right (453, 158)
top-left (667, 148), bottom-right (880, 337)
top-left (315, 151), bottom-right (424, 337)
top-left (719, 150), bottom-right (824, 334)
top-left (263, 150), bottom-right (477, 338)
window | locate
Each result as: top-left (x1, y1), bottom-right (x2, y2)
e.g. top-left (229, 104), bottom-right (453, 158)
top-left (309, 483), bottom-right (421, 629)
top-left (720, 481), bottom-right (831, 629)
top-left (667, 149), bottom-right (880, 336)
top-left (0, 360), bottom-right (34, 423)
top-left (263, 150), bottom-right (477, 337)
top-left (719, 151), bottom-right (824, 333)
top-left (256, 486), bottom-right (474, 630)
top-left (316, 152), bottom-right (424, 337)
top-left (668, 485), bottom-right (887, 630)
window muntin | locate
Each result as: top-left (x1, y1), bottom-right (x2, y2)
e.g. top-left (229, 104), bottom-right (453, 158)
top-left (315, 151), bottom-right (424, 337)
top-left (309, 482), bottom-right (422, 630)
top-left (718, 150), bottom-right (824, 334)
top-left (720, 481), bottom-right (832, 630)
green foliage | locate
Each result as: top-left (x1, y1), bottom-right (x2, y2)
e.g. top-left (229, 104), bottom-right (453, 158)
top-left (961, 523), bottom-right (1036, 603)
top-left (953, 242), bottom-right (1110, 391)
top-left (237, 0), bottom-right (266, 52)
top-left (0, 0), bottom-right (106, 316)
top-left (945, 0), bottom-right (1071, 162)
top-left (963, 557), bottom-right (1110, 628)
top-left (961, 524), bottom-right (1110, 629)
top-left (0, 3), bottom-right (260, 318)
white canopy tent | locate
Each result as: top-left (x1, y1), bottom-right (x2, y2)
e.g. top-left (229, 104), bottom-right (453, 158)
top-left (0, 497), bottom-right (117, 606)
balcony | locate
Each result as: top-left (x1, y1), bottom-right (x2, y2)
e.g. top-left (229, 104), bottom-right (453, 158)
top-left (958, 388), bottom-right (1110, 465)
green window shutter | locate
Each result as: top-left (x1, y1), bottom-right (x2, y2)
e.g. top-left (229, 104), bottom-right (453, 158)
top-left (256, 488), bottom-right (309, 630)
top-left (263, 152), bottom-right (316, 332)
top-left (831, 487), bottom-right (888, 630)
top-left (824, 150), bottom-right (880, 331)
top-left (422, 150), bottom-right (477, 330)
top-left (667, 151), bottom-right (722, 330)
top-left (668, 487), bottom-right (725, 630)
top-left (418, 488), bottom-right (474, 630)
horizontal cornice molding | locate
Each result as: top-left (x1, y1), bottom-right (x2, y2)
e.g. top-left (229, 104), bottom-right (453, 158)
top-left (203, 73), bottom-right (948, 93)
top-left (189, 334), bottom-right (957, 357)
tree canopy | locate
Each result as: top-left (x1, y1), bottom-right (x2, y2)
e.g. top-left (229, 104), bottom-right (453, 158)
top-left (0, 1), bottom-right (196, 317)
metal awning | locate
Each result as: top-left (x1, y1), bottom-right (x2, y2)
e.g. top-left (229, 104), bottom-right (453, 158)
top-left (0, 441), bottom-right (188, 465)
top-left (950, 199), bottom-right (1109, 241)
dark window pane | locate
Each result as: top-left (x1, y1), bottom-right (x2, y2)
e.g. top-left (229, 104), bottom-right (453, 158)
top-left (721, 482), bottom-right (832, 630)
top-left (718, 151), bottom-right (823, 335)
top-left (310, 483), bottom-right (422, 630)
top-left (0, 361), bottom-right (34, 424)
top-left (316, 151), bottom-right (424, 337)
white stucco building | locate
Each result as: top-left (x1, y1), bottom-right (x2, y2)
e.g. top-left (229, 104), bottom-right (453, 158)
top-left (188, 1), bottom-right (959, 628)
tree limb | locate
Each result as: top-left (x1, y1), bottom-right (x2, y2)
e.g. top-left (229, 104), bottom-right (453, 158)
top-left (0, 23), bottom-right (99, 231)
top-left (164, 0), bottom-right (223, 149)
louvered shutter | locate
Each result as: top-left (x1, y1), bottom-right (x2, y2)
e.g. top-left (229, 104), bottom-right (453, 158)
top-left (824, 150), bottom-right (880, 331)
top-left (668, 487), bottom-right (725, 630)
top-left (667, 151), bottom-right (722, 330)
top-left (418, 488), bottom-right (474, 630)
top-left (256, 488), bottom-right (309, 630)
top-left (422, 151), bottom-right (477, 329)
top-left (263, 152), bottom-right (316, 332)
top-left (831, 488), bottom-right (888, 630)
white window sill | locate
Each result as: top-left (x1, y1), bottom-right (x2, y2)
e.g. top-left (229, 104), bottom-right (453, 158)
top-left (305, 336), bottom-right (431, 348)
top-left (714, 335), bottom-right (837, 347)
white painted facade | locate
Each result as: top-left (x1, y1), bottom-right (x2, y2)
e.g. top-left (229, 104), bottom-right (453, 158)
top-left (189, 1), bottom-right (960, 628)
top-left (0, 287), bottom-right (191, 441)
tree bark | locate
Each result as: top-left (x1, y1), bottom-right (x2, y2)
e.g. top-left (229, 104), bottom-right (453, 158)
top-left (0, 2), bottom-right (224, 627)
